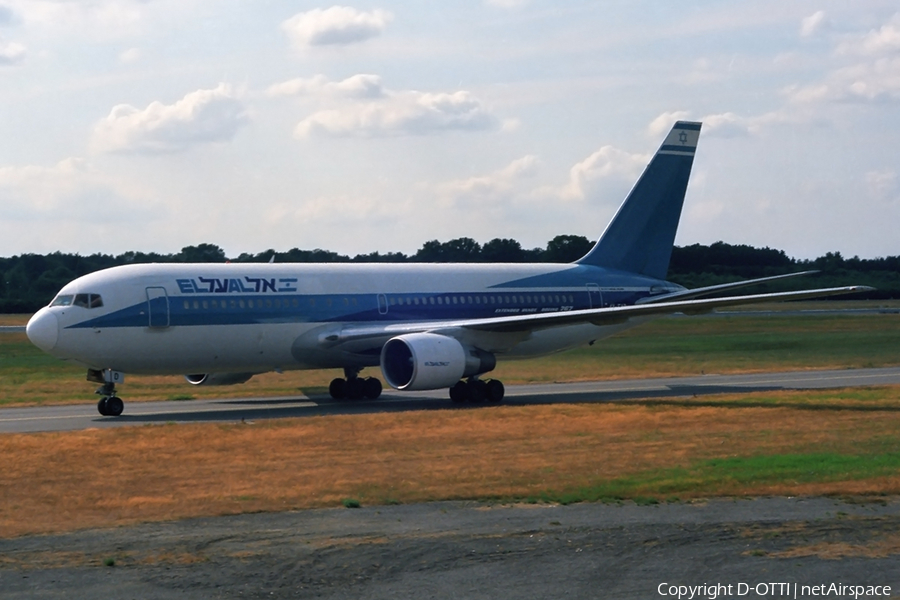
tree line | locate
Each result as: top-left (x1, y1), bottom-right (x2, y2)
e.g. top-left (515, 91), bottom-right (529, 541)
top-left (2, 237), bottom-right (897, 313)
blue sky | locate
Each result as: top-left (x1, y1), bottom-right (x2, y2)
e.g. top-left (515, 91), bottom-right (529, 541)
top-left (1, 1), bottom-right (898, 259)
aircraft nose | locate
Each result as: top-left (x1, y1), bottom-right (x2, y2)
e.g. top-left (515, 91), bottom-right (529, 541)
top-left (26, 308), bottom-right (59, 352)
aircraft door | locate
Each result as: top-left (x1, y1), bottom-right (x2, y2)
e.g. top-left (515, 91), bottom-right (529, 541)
top-left (146, 287), bottom-right (170, 328)
top-left (586, 283), bottom-right (603, 309)
top-left (377, 293), bottom-right (388, 315)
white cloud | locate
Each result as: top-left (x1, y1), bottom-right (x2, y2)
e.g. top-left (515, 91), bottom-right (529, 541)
top-left (0, 158), bottom-right (151, 222)
top-left (800, 11), bottom-right (826, 38)
top-left (281, 6), bottom-right (392, 48)
top-left (782, 14), bottom-right (900, 105)
top-left (295, 89), bottom-right (500, 138)
top-left (647, 111), bottom-right (691, 138)
top-left (6, 0), bottom-right (145, 37)
top-left (267, 74), bottom-right (385, 99)
top-left (118, 47), bottom-right (141, 64)
top-left (786, 57), bottom-right (900, 103)
top-left (865, 168), bottom-right (898, 201)
top-left (0, 39), bottom-right (24, 65)
top-left (836, 13), bottom-right (900, 57)
top-left (91, 84), bottom-right (250, 154)
top-left (436, 155), bottom-right (539, 207)
top-left (701, 112), bottom-right (752, 137)
top-left (650, 111), bottom-right (755, 138)
top-left (485, 0), bottom-right (529, 8)
top-left (561, 146), bottom-right (649, 201)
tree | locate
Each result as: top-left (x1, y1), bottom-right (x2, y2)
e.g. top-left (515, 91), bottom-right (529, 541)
top-left (544, 235), bottom-right (592, 263)
top-left (413, 238), bottom-right (482, 262)
top-left (176, 244), bottom-right (227, 263)
top-left (481, 238), bottom-right (525, 263)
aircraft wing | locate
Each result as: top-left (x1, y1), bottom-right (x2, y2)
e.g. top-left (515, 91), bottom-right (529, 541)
top-left (325, 285), bottom-right (872, 347)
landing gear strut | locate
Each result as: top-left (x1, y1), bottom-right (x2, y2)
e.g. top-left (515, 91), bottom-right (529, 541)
top-left (329, 367), bottom-right (383, 400)
top-left (88, 369), bottom-right (125, 416)
top-left (450, 377), bottom-right (504, 404)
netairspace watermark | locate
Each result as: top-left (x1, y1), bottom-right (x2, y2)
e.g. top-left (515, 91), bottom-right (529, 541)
top-left (657, 582), bottom-right (892, 599)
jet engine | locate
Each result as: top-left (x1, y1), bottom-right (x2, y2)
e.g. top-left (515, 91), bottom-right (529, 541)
top-left (184, 373), bottom-right (255, 386)
top-left (380, 333), bottom-right (495, 391)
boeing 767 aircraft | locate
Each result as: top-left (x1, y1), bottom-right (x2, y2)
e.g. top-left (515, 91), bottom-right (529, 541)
top-left (26, 121), bottom-right (869, 416)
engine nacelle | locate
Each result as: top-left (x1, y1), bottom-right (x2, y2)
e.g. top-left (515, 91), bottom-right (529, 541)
top-left (380, 333), bottom-right (496, 391)
top-left (184, 372), bottom-right (255, 386)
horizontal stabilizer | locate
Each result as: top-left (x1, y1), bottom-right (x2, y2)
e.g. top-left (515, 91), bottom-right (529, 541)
top-left (635, 270), bottom-right (820, 304)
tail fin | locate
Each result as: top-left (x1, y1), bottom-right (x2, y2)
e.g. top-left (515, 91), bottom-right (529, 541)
top-left (576, 121), bottom-right (701, 279)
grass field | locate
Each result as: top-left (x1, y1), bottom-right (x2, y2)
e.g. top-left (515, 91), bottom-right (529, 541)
top-left (1, 305), bottom-right (899, 537)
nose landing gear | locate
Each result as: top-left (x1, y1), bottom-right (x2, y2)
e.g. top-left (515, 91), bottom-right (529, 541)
top-left (88, 369), bottom-right (125, 416)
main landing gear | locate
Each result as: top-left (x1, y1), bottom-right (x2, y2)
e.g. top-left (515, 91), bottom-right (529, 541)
top-left (88, 368), bottom-right (124, 416)
top-left (449, 377), bottom-right (505, 404)
top-left (329, 367), bottom-right (383, 400)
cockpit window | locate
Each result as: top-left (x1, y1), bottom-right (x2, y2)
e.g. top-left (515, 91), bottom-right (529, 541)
top-left (62, 294), bottom-right (104, 309)
top-left (50, 294), bottom-right (74, 307)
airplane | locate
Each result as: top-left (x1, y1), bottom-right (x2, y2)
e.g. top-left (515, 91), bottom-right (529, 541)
top-left (25, 121), bottom-right (870, 416)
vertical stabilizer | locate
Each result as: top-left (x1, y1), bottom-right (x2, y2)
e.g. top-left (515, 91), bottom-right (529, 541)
top-left (576, 121), bottom-right (701, 279)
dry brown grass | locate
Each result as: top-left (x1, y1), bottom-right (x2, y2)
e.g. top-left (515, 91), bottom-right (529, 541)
top-left (3, 389), bottom-right (900, 538)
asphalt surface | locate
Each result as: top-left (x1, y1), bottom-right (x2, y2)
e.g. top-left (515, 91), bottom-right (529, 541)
top-left (2, 497), bottom-right (899, 599)
top-left (2, 366), bottom-right (900, 434)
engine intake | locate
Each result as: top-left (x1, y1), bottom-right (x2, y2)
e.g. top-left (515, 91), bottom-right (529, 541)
top-left (184, 373), bottom-right (255, 386)
top-left (380, 333), bottom-right (495, 391)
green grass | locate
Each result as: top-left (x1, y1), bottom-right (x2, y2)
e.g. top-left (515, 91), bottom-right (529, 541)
top-left (533, 451), bottom-right (900, 505)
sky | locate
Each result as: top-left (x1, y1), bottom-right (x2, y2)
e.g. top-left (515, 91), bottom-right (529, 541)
top-left (1, 0), bottom-right (899, 260)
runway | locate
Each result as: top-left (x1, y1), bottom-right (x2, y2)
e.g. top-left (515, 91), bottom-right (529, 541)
top-left (2, 366), bottom-right (899, 434)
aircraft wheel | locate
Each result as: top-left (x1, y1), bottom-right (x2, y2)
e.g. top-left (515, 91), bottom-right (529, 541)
top-left (363, 377), bottom-right (382, 399)
top-left (329, 378), bottom-right (346, 400)
top-left (468, 379), bottom-right (487, 403)
top-left (486, 379), bottom-right (505, 403)
top-left (346, 377), bottom-right (365, 400)
top-left (449, 381), bottom-right (468, 403)
top-left (106, 396), bottom-right (124, 416)
top-left (97, 397), bottom-right (109, 416)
